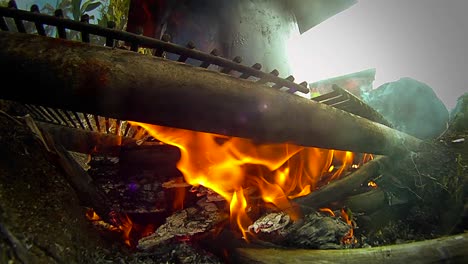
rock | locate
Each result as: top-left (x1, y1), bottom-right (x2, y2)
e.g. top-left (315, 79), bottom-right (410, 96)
top-left (449, 93), bottom-right (468, 132)
top-left (363, 78), bottom-right (449, 139)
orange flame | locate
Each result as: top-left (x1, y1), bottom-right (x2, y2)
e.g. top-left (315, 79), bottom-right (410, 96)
top-left (131, 122), bottom-right (362, 238)
top-left (85, 209), bottom-right (134, 246)
top-left (118, 214), bottom-right (133, 247)
top-left (319, 207), bottom-right (335, 217)
top-left (340, 208), bottom-right (356, 245)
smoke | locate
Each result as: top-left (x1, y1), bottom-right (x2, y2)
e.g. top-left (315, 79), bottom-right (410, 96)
top-left (287, 0), bottom-right (468, 110)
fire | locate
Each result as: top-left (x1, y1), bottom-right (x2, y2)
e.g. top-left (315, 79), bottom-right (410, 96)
top-left (131, 122), bottom-right (366, 238)
top-left (85, 209), bottom-right (133, 246)
top-left (319, 207), bottom-right (335, 217)
top-left (340, 208), bottom-right (357, 245)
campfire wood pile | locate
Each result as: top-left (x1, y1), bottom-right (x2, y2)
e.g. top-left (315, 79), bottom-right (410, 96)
top-left (0, 3), bottom-right (467, 263)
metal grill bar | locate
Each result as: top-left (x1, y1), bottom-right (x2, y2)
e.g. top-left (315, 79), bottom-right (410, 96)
top-left (0, 6), bottom-right (309, 94)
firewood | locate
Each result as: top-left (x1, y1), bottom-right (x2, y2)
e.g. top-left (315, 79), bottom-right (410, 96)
top-left (31, 124), bottom-right (113, 222)
top-left (235, 232), bottom-right (468, 264)
top-left (0, 223), bottom-right (34, 264)
top-left (137, 198), bottom-right (226, 251)
top-left (248, 211), bottom-right (351, 249)
top-left (0, 31), bottom-right (424, 156)
top-left (294, 156), bottom-right (390, 212)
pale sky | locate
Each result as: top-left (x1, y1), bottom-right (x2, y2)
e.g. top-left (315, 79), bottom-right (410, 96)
top-left (287, 0), bottom-right (468, 110)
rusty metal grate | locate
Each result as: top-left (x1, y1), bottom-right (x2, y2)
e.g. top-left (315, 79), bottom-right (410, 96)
top-left (0, 2), bottom-right (312, 142)
top-left (312, 85), bottom-right (392, 127)
top-left (0, 1), bottom-right (391, 145)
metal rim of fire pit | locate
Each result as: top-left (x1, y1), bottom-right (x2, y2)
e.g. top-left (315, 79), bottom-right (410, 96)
top-left (0, 2), bottom-right (419, 156)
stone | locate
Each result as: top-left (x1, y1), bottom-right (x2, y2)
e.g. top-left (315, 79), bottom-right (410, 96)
top-left (449, 93), bottom-right (468, 132)
top-left (363, 77), bottom-right (449, 139)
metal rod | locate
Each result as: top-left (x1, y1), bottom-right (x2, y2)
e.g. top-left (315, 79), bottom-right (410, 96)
top-left (0, 7), bottom-right (308, 94)
top-left (51, 108), bottom-right (70, 126)
top-left (23, 104), bottom-right (43, 120)
top-left (40, 106), bottom-right (62, 124)
top-left (115, 119), bottom-right (122, 136)
top-left (54, 9), bottom-right (66, 39)
top-left (72, 111), bottom-right (86, 129)
top-left (80, 14), bottom-right (89, 43)
top-left (104, 117), bottom-right (110, 133)
top-left (30, 5), bottom-right (46, 36)
top-left (93, 115), bottom-right (101, 132)
top-left (82, 112), bottom-right (93, 130)
top-left (62, 110), bottom-right (78, 128)
top-left (36, 121), bottom-right (136, 155)
top-left (123, 122), bottom-right (132, 137)
top-left (105, 21), bottom-right (115, 47)
top-left (0, 31), bottom-right (424, 155)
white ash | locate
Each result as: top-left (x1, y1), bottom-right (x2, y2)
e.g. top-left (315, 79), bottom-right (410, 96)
top-left (248, 212), bottom-right (290, 234)
top-left (137, 198), bottom-right (222, 251)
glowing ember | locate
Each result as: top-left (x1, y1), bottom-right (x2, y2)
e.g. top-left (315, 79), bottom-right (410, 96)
top-left (367, 181), bottom-right (378, 188)
top-left (131, 122), bottom-right (368, 238)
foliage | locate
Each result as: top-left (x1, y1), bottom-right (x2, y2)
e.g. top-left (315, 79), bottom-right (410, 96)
top-left (40, 0), bottom-right (101, 21)
top-left (97, 0), bottom-right (131, 31)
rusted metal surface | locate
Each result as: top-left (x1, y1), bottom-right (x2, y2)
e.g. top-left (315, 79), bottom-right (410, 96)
top-left (0, 5), bottom-right (309, 94)
top-left (37, 121), bottom-right (137, 155)
top-left (312, 85), bottom-right (393, 127)
top-left (0, 31), bottom-right (423, 155)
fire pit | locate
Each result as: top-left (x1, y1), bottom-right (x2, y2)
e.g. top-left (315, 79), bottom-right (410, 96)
top-left (0, 2), bottom-right (466, 263)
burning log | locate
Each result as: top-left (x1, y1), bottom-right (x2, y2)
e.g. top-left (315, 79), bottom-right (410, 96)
top-left (294, 156), bottom-right (390, 212)
top-left (235, 232), bottom-right (468, 263)
top-left (248, 211), bottom-right (352, 249)
top-left (137, 198), bottom-right (225, 251)
top-left (0, 31), bottom-right (424, 156)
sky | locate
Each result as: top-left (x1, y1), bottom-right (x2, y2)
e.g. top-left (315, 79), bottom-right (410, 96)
top-left (287, 0), bottom-right (468, 110)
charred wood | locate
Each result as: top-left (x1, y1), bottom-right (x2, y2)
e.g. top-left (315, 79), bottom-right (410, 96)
top-left (119, 143), bottom-right (180, 170)
top-left (48, 142), bottom-right (112, 222)
top-left (248, 211), bottom-right (351, 250)
top-left (137, 198), bottom-right (225, 251)
top-left (27, 121), bottom-right (113, 222)
top-left (294, 156), bottom-right (390, 212)
top-left (0, 110), bottom-right (116, 263)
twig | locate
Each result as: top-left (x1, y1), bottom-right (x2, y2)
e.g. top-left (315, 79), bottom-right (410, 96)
top-left (0, 222), bottom-right (34, 263)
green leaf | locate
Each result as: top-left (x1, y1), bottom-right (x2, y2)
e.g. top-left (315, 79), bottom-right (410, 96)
top-left (72, 0), bottom-right (82, 21)
top-left (84, 2), bottom-right (101, 12)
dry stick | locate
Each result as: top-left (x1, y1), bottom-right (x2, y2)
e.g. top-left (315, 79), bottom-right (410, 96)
top-left (294, 156), bottom-right (390, 213)
top-left (0, 31), bottom-right (424, 156)
top-left (236, 232), bottom-right (468, 264)
top-left (0, 222), bottom-right (34, 264)
top-left (39, 129), bottom-right (112, 223)
top-left (342, 188), bottom-right (387, 214)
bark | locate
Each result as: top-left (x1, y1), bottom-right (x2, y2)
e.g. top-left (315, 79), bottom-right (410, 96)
top-left (294, 156), bottom-right (390, 212)
top-left (41, 133), bottom-right (113, 222)
top-left (0, 31), bottom-right (424, 156)
top-left (236, 232), bottom-right (468, 264)
top-left (137, 199), bottom-right (225, 251)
